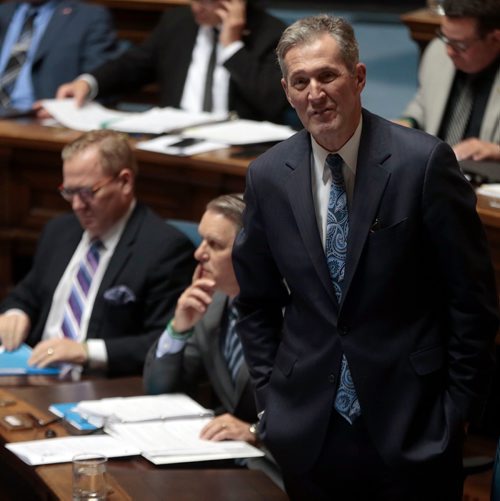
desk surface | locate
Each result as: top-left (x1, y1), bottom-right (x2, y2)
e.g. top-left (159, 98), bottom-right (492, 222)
top-left (0, 378), bottom-right (288, 500)
top-left (400, 8), bottom-right (442, 52)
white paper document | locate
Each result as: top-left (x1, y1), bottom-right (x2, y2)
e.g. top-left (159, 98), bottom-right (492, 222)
top-left (41, 99), bottom-right (132, 131)
top-left (477, 184), bottom-right (500, 199)
top-left (6, 435), bottom-right (140, 465)
top-left (74, 394), bottom-right (213, 427)
top-left (185, 119), bottom-right (296, 145)
top-left (41, 99), bottom-right (229, 134)
top-left (137, 135), bottom-right (228, 156)
top-left (106, 418), bottom-right (265, 465)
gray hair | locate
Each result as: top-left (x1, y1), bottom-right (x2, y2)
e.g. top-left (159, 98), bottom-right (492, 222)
top-left (276, 14), bottom-right (359, 78)
top-left (206, 193), bottom-right (245, 231)
top-left (62, 129), bottom-right (138, 176)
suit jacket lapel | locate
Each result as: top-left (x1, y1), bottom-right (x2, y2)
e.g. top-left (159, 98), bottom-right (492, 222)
top-left (286, 131), bottom-right (338, 305)
top-left (33, 0), bottom-right (75, 66)
top-left (342, 110), bottom-right (392, 299)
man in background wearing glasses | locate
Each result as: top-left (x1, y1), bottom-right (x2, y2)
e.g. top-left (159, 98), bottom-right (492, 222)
top-left (398, 0), bottom-right (499, 162)
top-left (0, 130), bottom-right (195, 377)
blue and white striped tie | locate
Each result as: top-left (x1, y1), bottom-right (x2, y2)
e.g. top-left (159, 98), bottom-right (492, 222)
top-left (61, 240), bottom-right (102, 340)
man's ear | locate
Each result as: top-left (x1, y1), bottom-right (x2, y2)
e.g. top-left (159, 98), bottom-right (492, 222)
top-left (118, 168), bottom-right (134, 195)
top-left (281, 78), bottom-right (294, 108)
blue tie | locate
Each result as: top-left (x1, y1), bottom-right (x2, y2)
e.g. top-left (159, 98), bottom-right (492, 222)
top-left (325, 153), bottom-right (361, 424)
top-left (223, 304), bottom-right (243, 384)
top-left (61, 240), bottom-right (102, 340)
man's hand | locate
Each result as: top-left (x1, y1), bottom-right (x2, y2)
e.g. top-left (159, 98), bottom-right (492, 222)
top-left (216, 0), bottom-right (247, 47)
top-left (172, 264), bottom-right (216, 332)
top-left (453, 138), bottom-right (500, 162)
top-left (55, 79), bottom-right (91, 107)
top-left (28, 338), bottom-right (88, 368)
top-left (0, 312), bottom-right (30, 351)
top-left (200, 413), bottom-right (258, 445)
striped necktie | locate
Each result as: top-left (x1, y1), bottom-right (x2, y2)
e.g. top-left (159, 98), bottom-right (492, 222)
top-left (325, 153), bottom-right (361, 424)
top-left (223, 304), bottom-right (243, 383)
top-left (0, 6), bottom-right (38, 109)
top-left (442, 75), bottom-right (473, 146)
top-left (61, 240), bottom-right (102, 340)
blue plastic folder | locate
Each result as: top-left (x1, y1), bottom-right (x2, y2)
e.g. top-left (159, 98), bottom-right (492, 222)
top-left (0, 344), bottom-right (60, 375)
top-left (48, 402), bottom-right (99, 431)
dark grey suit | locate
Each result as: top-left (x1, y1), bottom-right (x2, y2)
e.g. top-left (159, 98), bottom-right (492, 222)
top-left (143, 292), bottom-right (282, 486)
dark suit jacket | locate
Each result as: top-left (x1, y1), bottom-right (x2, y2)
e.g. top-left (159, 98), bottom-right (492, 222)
top-left (92, 5), bottom-right (288, 123)
top-left (143, 292), bottom-right (256, 423)
top-left (0, 203), bottom-right (195, 376)
top-left (232, 109), bottom-right (499, 474)
top-left (0, 0), bottom-right (120, 101)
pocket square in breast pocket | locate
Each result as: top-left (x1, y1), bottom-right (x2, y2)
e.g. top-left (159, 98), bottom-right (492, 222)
top-left (103, 285), bottom-right (136, 305)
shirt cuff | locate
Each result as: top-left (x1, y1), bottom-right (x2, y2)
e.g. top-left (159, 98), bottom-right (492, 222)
top-left (86, 338), bottom-right (107, 369)
top-left (155, 319), bottom-right (194, 357)
top-left (220, 40), bottom-right (244, 63)
top-left (78, 73), bottom-right (98, 101)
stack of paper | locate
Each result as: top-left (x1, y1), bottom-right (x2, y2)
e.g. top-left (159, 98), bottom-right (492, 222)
top-left (106, 418), bottom-right (264, 465)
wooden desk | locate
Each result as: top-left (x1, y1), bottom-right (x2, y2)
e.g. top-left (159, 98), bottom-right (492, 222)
top-left (400, 8), bottom-right (442, 53)
top-left (0, 119), bottom-right (248, 295)
top-left (0, 378), bottom-right (288, 500)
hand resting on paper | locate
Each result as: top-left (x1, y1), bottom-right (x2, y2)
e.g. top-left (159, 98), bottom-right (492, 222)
top-left (29, 338), bottom-right (87, 368)
top-left (200, 413), bottom-right (258, 446)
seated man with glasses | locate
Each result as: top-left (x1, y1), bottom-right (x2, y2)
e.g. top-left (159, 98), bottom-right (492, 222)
top-left (397, 0), bottom-right (499, 161)
top-left (0, 130), bottom-right (195, 377)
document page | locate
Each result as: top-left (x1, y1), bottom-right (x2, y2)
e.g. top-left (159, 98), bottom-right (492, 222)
top-left (74, 394), bottom-right (212, 426)
top-left (106, 418), bottom-right (265, 465)
top-left (6, 435), bottom-right (140, 465)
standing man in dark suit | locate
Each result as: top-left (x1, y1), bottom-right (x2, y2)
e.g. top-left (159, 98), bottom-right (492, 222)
top-left (232, 14), bottom-right (498, 500)
top-left (143, 194), bottom-right (282, 487)
top-left (0, 130), bottom-right (195, 377)
top-left (55, 0), bottom-right (288, 123)
top-left (0, 0), bottom-right (120, 113)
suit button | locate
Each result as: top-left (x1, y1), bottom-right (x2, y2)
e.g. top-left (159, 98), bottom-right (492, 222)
top-left (338, 324), bottom-right (349, 336)
top-left (328, 374), bottom-right (335, 384)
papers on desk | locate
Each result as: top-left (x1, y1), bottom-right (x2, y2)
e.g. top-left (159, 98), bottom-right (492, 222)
top-left (0, 344), bottom-right (60, 376)
top-left (72, 394), bottom-right (213, 428)
top-left (41, 99), bottom-right (228, 134)
top-left (136, 134), bottom-right (228, 156)
top-left (477, 184), bottom-right (500, 199)
top-left (106, 418), bottom-right (264, 465)
top-left (6, 435), bottom-right (140, 466)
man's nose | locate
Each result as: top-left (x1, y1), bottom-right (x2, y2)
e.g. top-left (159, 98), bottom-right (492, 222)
top-left (309, 80), bottom-right (325, 100)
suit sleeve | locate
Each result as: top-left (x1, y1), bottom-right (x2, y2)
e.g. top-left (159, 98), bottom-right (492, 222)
top-left (78, 5), bottom-right (123, 73)
top-left (422, 141), bottom-right (498, 420)
top-left (232, 165), bottom-right (288, 411)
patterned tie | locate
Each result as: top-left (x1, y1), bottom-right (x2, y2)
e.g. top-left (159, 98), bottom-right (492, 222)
top-left (223, 304), bottom-right (243, 383)
top-left (443, 75), bottom-right (473, 146)
top-left (61, 240), bottom-right (102, 340)
top-left (0, 7), bottom-right (38, 109)
top-left (325, 153), bottom-right (361, 424)
top-left (202, 28), bottom-right (218, 112)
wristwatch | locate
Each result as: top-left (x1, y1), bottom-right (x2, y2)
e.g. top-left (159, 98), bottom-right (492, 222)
top-left (249, 422), bottom-right (260, 443)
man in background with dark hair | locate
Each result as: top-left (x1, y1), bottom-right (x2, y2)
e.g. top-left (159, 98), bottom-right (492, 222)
top-left (55, 0), bottom-right (288, 124)
top-left (398, 0), bottom-right (500, 161)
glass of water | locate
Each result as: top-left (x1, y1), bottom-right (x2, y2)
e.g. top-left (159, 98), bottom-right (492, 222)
top-left (72, 453), bottom-right (108, 501)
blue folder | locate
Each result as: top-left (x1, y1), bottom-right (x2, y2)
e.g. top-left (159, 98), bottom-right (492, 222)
top-left (0, 343), bottom-right (60, 375)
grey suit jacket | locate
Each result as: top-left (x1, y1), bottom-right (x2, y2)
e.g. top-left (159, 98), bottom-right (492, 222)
top-left (143, 292), bottom-right (283, 486)
top-left (403, 38), bottom-right (500, 142)
top-left (0, 0), bottom-right (120, 101)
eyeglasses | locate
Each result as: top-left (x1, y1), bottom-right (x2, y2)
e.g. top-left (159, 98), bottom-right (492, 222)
top-left (435, 28), bottom-right (482, 53)
top-left (58, 176), bottom-right (117, 203)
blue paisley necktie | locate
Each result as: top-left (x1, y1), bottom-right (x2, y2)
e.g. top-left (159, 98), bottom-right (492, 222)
top-left (325, 153), bottom-right (361, 424)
